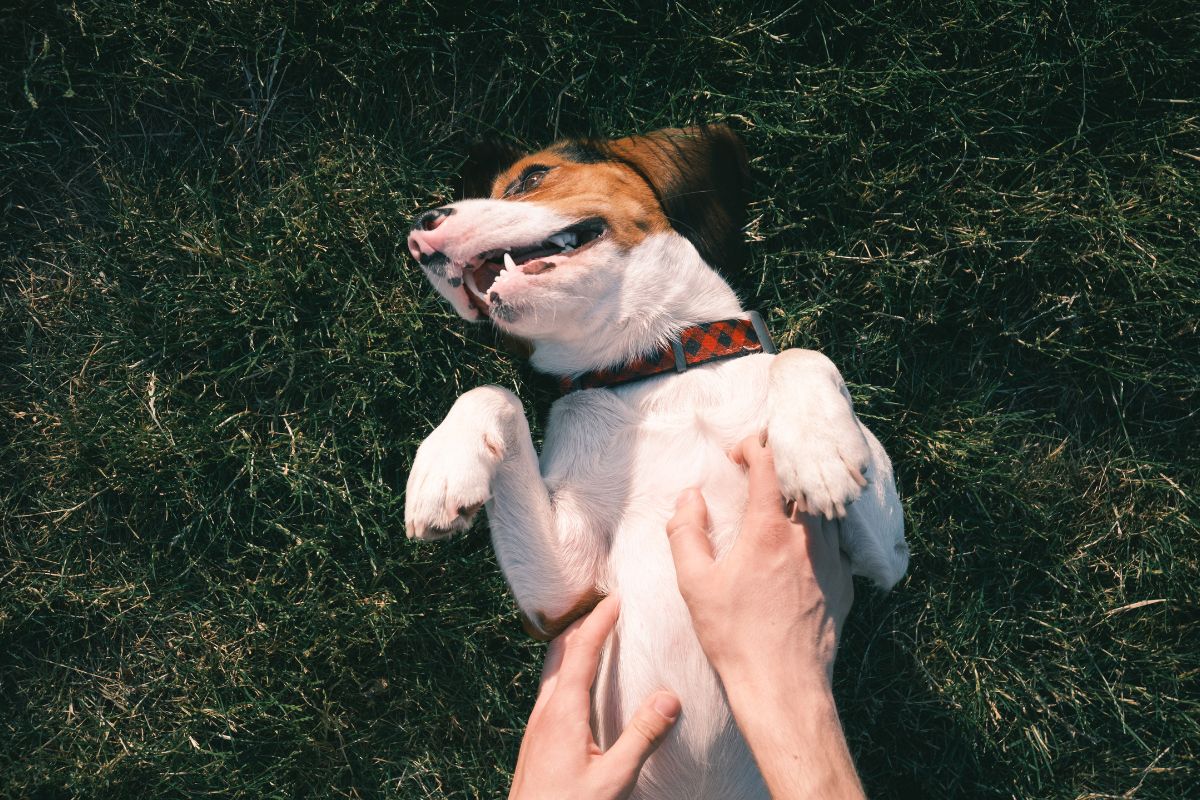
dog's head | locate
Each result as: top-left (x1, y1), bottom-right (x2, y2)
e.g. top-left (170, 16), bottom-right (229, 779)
top-left (407, 125), bottom-right (750, 353)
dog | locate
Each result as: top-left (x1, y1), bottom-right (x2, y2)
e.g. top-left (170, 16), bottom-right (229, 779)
top-left (404, 125), bottom-right (908, 799)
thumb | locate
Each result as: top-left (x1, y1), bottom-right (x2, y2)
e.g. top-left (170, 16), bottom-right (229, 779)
top-left (665, 488), bottom-right (716, 590)
top-left (601, 691), bottom-right (681, 789)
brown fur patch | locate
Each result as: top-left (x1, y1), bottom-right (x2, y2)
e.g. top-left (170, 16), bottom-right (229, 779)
top-left (489, 151), bottom-right (671, 250)
top-left (519, 588), bottom-right (606, 641)
top-left (481, 125), bottom-right (750, 269)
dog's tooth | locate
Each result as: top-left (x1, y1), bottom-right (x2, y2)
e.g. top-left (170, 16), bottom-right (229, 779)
top-left (503, 252), bottom-right (517, 271)
top-left (561, 243), bottom-right (575, 253)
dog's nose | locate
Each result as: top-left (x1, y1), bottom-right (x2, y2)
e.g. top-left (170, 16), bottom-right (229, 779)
top-left (414, 206), bottom-right (453, 232)
top-left (407, 206), bottom-right (454, 264)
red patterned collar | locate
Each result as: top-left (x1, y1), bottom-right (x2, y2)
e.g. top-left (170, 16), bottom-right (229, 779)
top-left (559, 311), bottom-right (777, 394)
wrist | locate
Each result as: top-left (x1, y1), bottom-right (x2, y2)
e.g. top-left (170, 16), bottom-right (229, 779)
top-left (717, 664), bottom-right (864, 800)
top-left (720, 665), bottom-right (837, 732)
top-left (713, 649), bottom-right (834, 703)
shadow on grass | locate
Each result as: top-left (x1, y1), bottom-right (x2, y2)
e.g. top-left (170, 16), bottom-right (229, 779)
top-left (838, 586), bottom-right (1002, 799)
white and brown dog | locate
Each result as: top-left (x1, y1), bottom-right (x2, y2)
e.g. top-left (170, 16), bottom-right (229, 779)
top-left (405, 126), bottom-right (908, 799)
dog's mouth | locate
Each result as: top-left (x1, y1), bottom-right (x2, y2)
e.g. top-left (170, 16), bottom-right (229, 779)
top-left (463, 217), bottom-right (605, 316)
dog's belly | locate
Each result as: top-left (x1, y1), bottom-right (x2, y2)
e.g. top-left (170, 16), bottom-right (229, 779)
top-left (590, 357), bottom-right (773, 799)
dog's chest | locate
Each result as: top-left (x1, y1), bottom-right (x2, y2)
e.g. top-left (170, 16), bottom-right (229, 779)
top-left (546, 357), bottom-right (774, 797)
top-left (629, 351), bottom-right (769, 453)
top-left (543, 355), bottom-right (772, 554)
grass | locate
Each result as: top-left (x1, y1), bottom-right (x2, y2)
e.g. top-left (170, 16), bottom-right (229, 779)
top-left (2, 1), bottom-right (1198, 797)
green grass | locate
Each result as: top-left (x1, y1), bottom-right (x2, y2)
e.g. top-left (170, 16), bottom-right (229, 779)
top-left (3, 1), bottom-right (1198, 797)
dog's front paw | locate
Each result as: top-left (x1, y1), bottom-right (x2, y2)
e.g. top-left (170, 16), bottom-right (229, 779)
top-left (770, 412), bottom-right (870, 521)
top-left (405, 389), bottom-right (518, 540)
top-left (405, 426), bottom-right (501, 540)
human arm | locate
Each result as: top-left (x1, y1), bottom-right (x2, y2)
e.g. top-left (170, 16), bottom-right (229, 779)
top-left (665, 435), bottom-right (866, 799)
top-left (509, 595), bottom-right (682, 800)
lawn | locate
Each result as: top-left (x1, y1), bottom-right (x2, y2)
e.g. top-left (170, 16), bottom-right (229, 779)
top-left (2, 1), bottom-right (1198, 798)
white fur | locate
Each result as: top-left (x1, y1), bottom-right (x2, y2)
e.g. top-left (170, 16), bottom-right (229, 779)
top-left (406, 204), bottom-right (909, 799)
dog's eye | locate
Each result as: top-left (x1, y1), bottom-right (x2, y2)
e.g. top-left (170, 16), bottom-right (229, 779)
top-left (522, 170), bottom-right (547, 192)
top-left (507, 167), bottom-right (551, 197)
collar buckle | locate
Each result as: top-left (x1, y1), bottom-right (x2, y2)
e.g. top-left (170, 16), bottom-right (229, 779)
top-left (670, 338), bottom-right (688, 373)
top-left (747, 310), bottom-right (777, 354)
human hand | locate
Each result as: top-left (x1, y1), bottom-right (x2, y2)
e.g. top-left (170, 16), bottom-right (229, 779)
top-left (665, 434), bottom-right (855, 687)
top-left (509, 595), bottom-right (682, 800)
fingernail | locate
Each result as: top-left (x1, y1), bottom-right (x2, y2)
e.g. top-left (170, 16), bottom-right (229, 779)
top-left (653, 692), bottom-right (681, 721)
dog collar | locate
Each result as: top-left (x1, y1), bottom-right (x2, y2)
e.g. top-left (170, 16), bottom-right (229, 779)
top-left (559, 311), bottom-right (777, 394)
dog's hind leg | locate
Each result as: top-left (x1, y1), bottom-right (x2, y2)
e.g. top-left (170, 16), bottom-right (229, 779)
top-left (406, 385), bottom-right (610, 636)
top-left (838, 424), bottom-right (908, 589)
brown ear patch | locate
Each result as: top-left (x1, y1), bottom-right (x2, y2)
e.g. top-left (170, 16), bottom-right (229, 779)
top-left (606, 125), bottom-right (751, 272)
top-left (457, 140), bottom-right (523, 200)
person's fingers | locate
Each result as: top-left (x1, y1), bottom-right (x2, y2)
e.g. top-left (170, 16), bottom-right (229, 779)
top-left (803, 516), bottom-right (855, 633)
top-left (600, 691), bottom-right (681, 790)
top-left (555, 594), bottom-right (620, 691)
top-left (528, 620), bottom-right (574, 723)
top-left (538, 629), bottom-right (569, 691)
top-left (665, 488), bottom-right (716, 590)
top-left (730, 436), bottom-right (785, 522)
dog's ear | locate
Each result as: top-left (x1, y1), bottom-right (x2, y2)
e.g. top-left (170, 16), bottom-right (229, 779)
top-left (608, 125), bottom-right (751, 272)
top-left (457, 140), bottom-right (523, 200)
